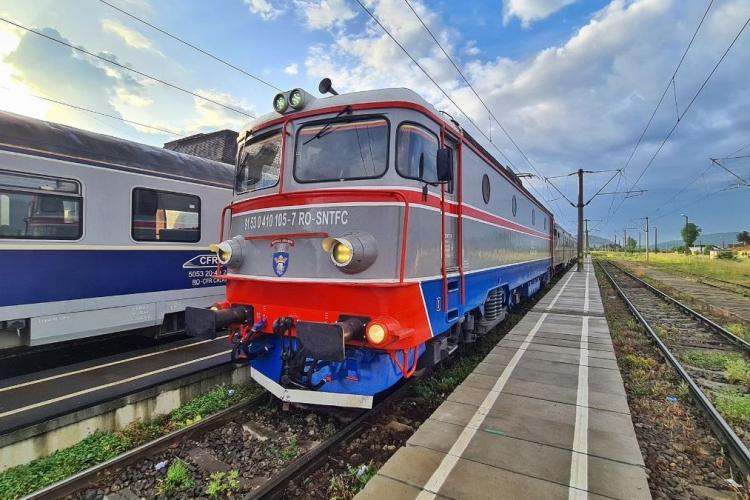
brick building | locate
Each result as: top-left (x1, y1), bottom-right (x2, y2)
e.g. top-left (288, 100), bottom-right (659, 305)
top-left (164, 129), bottom-right (238, 164)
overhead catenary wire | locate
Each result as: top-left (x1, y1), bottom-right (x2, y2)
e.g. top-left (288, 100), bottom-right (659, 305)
top-left (97, 0), bottom-right (282, 92)
top-left (607, 13), bottom-right (750, 225)
top-left (400, 0), bottom-right (573, 220)
top-left (0, 86), bottom-right (183, 136)
top-left (402, 0), bottom-right (539, 177)
top-left (602, 0), bottom-right (714, 228)
top-left (0, 17), bottom-right (255, 119)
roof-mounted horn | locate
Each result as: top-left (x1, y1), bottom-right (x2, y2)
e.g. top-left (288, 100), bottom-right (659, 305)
top-left (318, 78), bottom-right (339, 96)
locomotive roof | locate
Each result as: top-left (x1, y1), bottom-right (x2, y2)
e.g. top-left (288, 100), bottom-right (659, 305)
top-left (0, 110), bottom-right (233, 189)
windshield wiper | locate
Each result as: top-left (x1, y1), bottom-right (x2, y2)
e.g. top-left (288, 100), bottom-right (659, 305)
top-left (302, 106), bottom-right (352, 145)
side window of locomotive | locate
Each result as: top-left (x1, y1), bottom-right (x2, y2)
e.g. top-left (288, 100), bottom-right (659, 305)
top-left (236, 132), bottom-right (282, 193)
top-left (396, 123), bottom-right (439, 184)
top-left (132, 188), bottom-right (200, 243)
top-left (0, 170), bottom-right (82, 240)
top-left (295, 117), bottom-right (388, 182)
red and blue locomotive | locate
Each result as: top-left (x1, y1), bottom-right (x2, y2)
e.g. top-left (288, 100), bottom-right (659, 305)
top-left (187, 80), bottom-right (576, 408)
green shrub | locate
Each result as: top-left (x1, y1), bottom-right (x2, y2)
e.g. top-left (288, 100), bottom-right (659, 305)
top-left (205, 470), bottom-right (240, 498)
top-left (157, 459), bottom-right (194, 495)
top-left (724, 359), bottom-right (750, 386)
top-left (726, 323), bottom-right (750, 341)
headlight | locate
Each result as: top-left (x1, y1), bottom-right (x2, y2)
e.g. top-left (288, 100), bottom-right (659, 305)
top-left (289, 89), bottom-right (305, 109)
top-left (273, 93), bottom-right (288, 113)
top-left (321, 231), bottom-right (377, 273)
top-left (332, 240), bottom-right (353, 266)
top-left (209, 235), bottom-right (245, 269)
top-left (366, 323), bottom-right (387, 345)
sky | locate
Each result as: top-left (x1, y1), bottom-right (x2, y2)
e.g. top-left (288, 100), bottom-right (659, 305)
top-left (0, 0), bottom-right (748, 242)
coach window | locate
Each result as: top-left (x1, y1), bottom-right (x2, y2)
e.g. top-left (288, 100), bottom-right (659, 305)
top-left (296, 117), bottom-right (389, 182)
top-left (132, 188), bottom-right (200, 243)
top-left (511, 195), bottom-right (517, 216)
top-left (396, 122), bottom-right (439, 183)
top-left (532, 209), bottom-right (536, 226)
top-left (0, 170), bottom-right (82, 240)
top-left (236, 131), bottom-right (282, 193)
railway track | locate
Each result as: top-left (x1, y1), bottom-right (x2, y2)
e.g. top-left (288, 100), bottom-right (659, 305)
top-left (23, 374), bottom-right (418, 499)
top-left (598, 260), bottom-right (750, 477)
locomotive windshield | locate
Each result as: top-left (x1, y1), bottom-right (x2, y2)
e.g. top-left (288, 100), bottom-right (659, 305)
top-left (294, 117), bottom-right (388, 182)
top-left (236, 132), bottom-right (282, 193)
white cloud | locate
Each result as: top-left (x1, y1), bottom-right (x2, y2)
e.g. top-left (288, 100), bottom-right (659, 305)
top-left (463, 40), bottom-right (480, 57)
top-left (304, 0), bottom-right (750, 235)
top-left (114, 87), bottom-right (153, 107)
top-left (100, 18), bottom-right (163, 56)
top-left (503, 0), bottom-right (577, 27)
top-left (295, 0), bottom-right (357, 29)
top-left (244, 0), bottom-right (282, 20)
top-left (183, 89), bottom-right (256, 135)
top-left (284, 63), bottom-right (299, 75)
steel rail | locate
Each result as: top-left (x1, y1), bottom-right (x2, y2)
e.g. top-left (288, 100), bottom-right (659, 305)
top-left (598, 260), bottom-right (750, 478)
top-left (607, 260), bottom-right (750, 352)
top-left (22, 392), bottom-right (268, 500)
top-left (249, 376), bottom-right (420, 499)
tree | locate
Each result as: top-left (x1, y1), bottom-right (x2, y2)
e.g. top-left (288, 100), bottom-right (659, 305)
top-left (681, 223), bottom-right (701, 249)
top-left (738, 231), bottom-right (750, 245)
top-left (626, 236), bottom-right (637, 252)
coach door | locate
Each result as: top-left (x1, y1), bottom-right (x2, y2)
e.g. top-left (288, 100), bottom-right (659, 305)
top-left (442, 136), bottom-right (460, 323)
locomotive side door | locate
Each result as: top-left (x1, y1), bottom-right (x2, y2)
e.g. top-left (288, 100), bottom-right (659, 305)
top-left (442, 135), bottom-right (460, 322)
top-left (443, 138), bottom-right (459, 272)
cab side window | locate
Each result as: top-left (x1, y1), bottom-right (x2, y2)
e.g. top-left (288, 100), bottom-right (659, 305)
top-left (396, 123), bottom-right (439, 183)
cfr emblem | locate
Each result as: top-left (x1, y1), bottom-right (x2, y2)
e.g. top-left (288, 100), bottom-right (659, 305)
top-left (271, 238), bottom-right (293, 277)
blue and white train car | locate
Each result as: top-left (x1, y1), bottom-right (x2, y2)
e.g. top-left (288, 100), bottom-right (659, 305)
top-left (0, 111), bottom-right (233, 351)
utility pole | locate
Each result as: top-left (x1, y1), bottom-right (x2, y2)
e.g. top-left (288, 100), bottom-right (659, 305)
top-left (577, 168), bottom-right (584, 272)
top-left (644, 216), bottom-right (650, 264)
top-left (623, 229), bottom-right (627, 253)
top-left (654, 226), bottom-right (658, 252)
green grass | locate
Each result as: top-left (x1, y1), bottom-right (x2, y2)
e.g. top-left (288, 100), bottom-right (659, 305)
top-left (157, 459), bottom-right (194, 495)
top-left (413, 355), bottom-right (480, 404)
top-left (724, 359), bottom-right (750, 386)
top-left (622, 354), bottom-right (656, 370)
top-left (205, 470), bottom-right (239, 498)
top-left (715, 392), bottom-right (750, 423)
top-left (594, 251), bottom-right (750, 287)
top-left (726, 323), bottom-right (750, 341)
top-left (328, 462), bottom-right (378, 500)
top-left (170, 384), bottom-right (256, 426)
top-left (0, 384), bottom-right (257, 500)
top-left (679, 351), bottom-right (742, 371)
top-left (0, 432), bottom-right (130, 500)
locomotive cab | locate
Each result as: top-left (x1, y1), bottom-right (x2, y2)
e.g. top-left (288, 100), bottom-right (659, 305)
top-left (187, 82), bottom-right (554, 408)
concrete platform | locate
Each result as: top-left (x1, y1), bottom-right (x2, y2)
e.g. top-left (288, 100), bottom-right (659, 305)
top-left (0, 336), bottom-right (230, 436)
top-left (357, 259), bottom-right (650, 499)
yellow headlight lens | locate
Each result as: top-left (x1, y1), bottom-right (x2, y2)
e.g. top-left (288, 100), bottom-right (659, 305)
top-left (332, 241), bottom-right (353, 265)
top-left (367, 324), bottom-right (387, 344)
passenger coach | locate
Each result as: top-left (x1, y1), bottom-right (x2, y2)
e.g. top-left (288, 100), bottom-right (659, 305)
top-left (0, 111), bottom-right (233, 351)
top-left (188, 82), bottom-right (571, 408)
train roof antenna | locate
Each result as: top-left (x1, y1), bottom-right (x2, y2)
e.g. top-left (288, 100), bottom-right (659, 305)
top-left (318, 78), bottom-right (339, 96)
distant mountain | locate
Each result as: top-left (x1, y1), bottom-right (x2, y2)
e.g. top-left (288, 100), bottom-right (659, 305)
top-left (588, 235), bottom-right (613, 247)
top-left (656, 232), bottom-right (741, 249)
